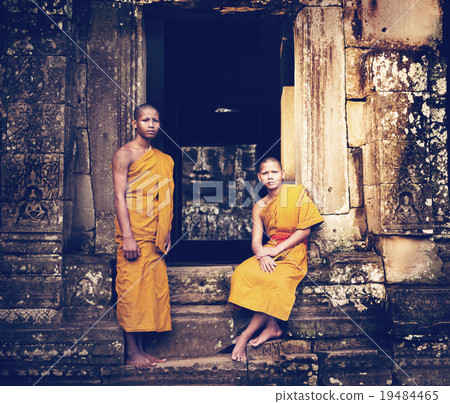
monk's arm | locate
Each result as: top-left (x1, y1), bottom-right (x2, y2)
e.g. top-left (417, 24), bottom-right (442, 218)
top-left (271, 228), bottom-right (311, 256)
top-left (255, 228), bottom-right (311, 259)
top-left (112, 149), bottom-right (141, 260)
top-left (251, 204), bottom-right (265, 256)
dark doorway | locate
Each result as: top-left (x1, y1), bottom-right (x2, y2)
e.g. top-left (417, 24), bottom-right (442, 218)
top-left (145, 9), bottom-right (286, 263)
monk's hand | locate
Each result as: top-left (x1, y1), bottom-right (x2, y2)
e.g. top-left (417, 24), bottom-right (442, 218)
top-left (256, 247), bottom-right (278, 260)
top-left (123, 236), bottom-right (141, 260)
top-left (164, 232), bottom-right (171, 253)
top-left (259, 256), bottom-right (277, 273)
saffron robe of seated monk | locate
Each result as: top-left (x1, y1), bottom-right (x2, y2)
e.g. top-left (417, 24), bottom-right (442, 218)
top-left (115, 148), bottom-right (174, 332)
top-left (228, 184), bottom-right (323, 321)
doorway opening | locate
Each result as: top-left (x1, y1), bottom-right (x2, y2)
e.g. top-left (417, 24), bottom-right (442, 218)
top-left (145, 9), bottom-right (293, 263)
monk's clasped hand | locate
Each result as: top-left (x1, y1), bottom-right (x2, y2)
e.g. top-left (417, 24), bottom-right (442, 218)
top-left (256, 247), bottom-right (279, 260)
top-left (259, 256), bottom-right (277, 273)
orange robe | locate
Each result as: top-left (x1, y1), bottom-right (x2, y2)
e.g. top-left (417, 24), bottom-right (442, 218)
top-left (115, 148), bottom-right (174, 332)
top-left (228, 184), bottom-right (323, 321)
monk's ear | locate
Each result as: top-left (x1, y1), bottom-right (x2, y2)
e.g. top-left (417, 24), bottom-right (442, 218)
top-left (257, 172), bottom-right (262, 182)
top-left (131, 119), bottom-right (137, 129)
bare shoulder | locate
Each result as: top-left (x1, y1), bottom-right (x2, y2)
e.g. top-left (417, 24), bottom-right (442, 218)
top-left (112, 144), bottom-right (134, 169)
top-left (253, 199), bottom-right (265, 215)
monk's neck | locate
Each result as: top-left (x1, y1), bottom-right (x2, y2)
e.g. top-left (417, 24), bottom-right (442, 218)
top-left (267, 185), bottom-right (282, 200)
top-left (135, 136), bottom-right (152, 151)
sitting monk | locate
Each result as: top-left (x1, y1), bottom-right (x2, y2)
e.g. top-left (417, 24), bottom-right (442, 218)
top-left (228, 157), bottom-right (323, 361)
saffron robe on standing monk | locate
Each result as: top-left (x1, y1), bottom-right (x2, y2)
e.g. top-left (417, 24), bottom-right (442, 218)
top-left (228, 184), bottom-right (323, 321)
top-left (115, 148), bottom-right (174, 332)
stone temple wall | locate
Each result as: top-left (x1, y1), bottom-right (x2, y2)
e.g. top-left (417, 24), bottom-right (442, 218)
top-left (0, 0), bottom-right (448, 385)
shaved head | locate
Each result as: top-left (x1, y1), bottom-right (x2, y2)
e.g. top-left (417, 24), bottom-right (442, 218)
top-left (258, 157), bottom-right (282, 173)
top-left (134, 103), bottom-right (159, 120)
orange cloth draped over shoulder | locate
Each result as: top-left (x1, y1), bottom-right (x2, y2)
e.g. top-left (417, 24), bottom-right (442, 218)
top-left (115, 148), bottom-right (174, 332)
top-left (228, 184), bottom-right (323, 321)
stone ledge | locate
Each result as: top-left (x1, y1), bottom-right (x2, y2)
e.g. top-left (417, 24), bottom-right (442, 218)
top-left (248, 354), bottom-right (319, 386)
top-left (100, 354), bottom-right (247, 386)
top-left (316, 349), bottom-right (393, 386)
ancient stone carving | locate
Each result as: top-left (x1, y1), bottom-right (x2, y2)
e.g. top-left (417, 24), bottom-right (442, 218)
top-left (384, 184), bottom-right (433, 234)
top-left (182, 145), bottom-right (257, 240)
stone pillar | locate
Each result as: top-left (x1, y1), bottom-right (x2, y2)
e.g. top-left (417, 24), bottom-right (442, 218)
top-left (294, 6), bottom-right (367, 252)
top-left (280, 86), bottom-right (295, 181)
top-left (0, 0), bottom-right (78, 326)
top-left (86, 0), bottom-right (146, 254)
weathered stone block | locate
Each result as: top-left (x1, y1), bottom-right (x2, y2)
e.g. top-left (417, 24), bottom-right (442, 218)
top-left (429, 55), bottom-right (447, 96)
top-left (101, 355), bottom-right (247, 386)
top-left (0, 363), bottom-right (102, 386)
top-left (361, 92), bottom-right (430, 185)
top-left (167, 265), bottom-right (233, 305)
top-left (393, 339), bottom-right (449, 359)
top-left (248, 354), bottom-right (319, 386)
top-left (347, 100), bottom-right (370, 147)
top-left (344, 0), bottom-right (442, 49)
top-left (349, 147), bottom-right (364, 208)
top-left (432, 185), bottom-right (449, 228)
top-left (0, 235), bottom-right (63, 254)
top-left (0, 275), bottom-right (62, 309)
top-left (316, 209), bottom-right (367, 252)
top-left (327, 252), bottom-right (384, 284)
top-left (3, 56), bottom-right (69, 104)
top-left (247, 339), bottom-right (312, 359)
top-left (0, 254), bottom-right (62, 275)
top-left (287, 307), bottom-right (386, 339)
top-left (3, 13), bottom-right (73, 57)
top-left (0, 309), bottom-right (61, 325)
top-left (76, 64), bottom-right (88, 128)
top-left (294, 6), bottom-right (348, 214)
top-left (317, 349), bottom-right (392, 386)
top-left (393, 357), bottom-right (450, 386)
top-left (368, 51), bottom-right (428, 92)
top-left (314, 337), bottom-right (377, 351)
top-left (4, 103), bottom-right (65, 153)
top-left (345, 47), bottom-right (370, 99)
top-left (63, 255), bottom-right (114, 307)
top-left (377, 237), bottom-right (445, 284)
top-left (147, 305), bottom-right (249, 358)
top-left (62, 305), bottom-right (116, 322)
top-left (0, 322), bottom-right (123, 366)
top-left (304, 252), bottom-right (384, 285)
top-left (298, 283), bottom-right (386, 311)
top-left (73, 129), bottom-right (90, 174)
top-left (388, 285), bottom-right (450, 337)
top-left (430, 122), bottom-right (448, 186)
top-left (3, 0), bottom-right (73, 16)
top-left (72, 174), bottom-right (95, 232)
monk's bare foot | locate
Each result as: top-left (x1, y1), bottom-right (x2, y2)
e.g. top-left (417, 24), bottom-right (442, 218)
top-left (231, 334), bottom-right (248, 362)
top-left (140, 351), bottom-right (166, 364)
top-left (249, 318), bottom-right (282, 347)
top-left (126, 352), bottom-right (156, 369)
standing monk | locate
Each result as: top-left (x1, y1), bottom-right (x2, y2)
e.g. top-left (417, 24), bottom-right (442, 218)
top-left (112, 104), bottom-right (174, 369)
top-left (228, 157), bottom-right (323, 361)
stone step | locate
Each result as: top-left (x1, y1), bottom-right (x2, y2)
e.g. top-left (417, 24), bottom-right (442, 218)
top-left (146, 297), bottom-right (387, 358)
top-left (144, 305), bottom-right (249, 358)
top-left (316, 349), bottom-right (393, 386)
top-left (166, 252), bottom-right (385, 306)
top-left (0, 321), bottom-right (124, 366)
